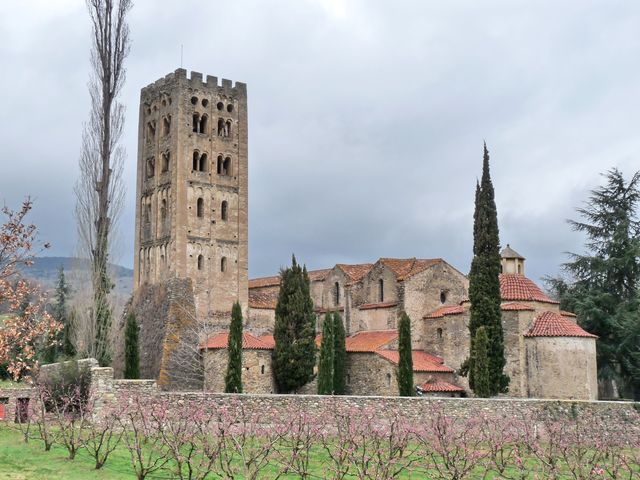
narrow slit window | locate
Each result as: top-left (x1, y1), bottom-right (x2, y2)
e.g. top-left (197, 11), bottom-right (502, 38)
top-left (197, 255), bottom-right (204, 270)
top-left (221, 201), bottom-right (228, 221)
top-left (334, 282), bottom-right (340, 306)
top-left (196, 198), bottom-right (204, 218)
top-left (378, 279), bottom-right (384, 302)
top-left (221, 256), bottom-right (227, 272)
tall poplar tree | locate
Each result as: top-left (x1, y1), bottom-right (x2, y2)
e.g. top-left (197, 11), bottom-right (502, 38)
top-left (465, 143), bottom-right (509, 395)
top-left (225, 302), bottom-right (243, 393)
top-left (332, 312), bottom-right (347, 395)
top-left (397, 312), bottom-right (414, 396)
top-left (273, 255), bottom-right (317, 393)
top-left (124, 312), bottom-right (139, 379)
top-left (317, 314), bottom-right (334, 395)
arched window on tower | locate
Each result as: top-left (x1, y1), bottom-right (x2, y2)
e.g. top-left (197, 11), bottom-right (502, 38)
top-left (192, 151), bottom-right (199, 171)
top-left (217, 118), bottom-right (226, 137)
top-left (163, 115), bottom-right (171, 136)
top-left (199, 115), bottom-right (208, 134)
top-left (160, 199), bottom-right (167, 222)
top-left (199, 153), bottom-right (208, 172)
top-left (226, 120), bottom-right (232, 137)
top-left (334, 282), bottom-right (340, 306)
top-left (222, 157), bottom-right (231, 175)
top-left (378, 279), bottom-right (384, 303)
top-left (197, 255), bottom-right (204, 271)
top-left (220, 256), bottom-right (227, 272)
top-left (221, 201), bottom-right (228, 221)
top-left (147, 121), bottom-right (156, 139)
top-left (192, 113), bottom-right (200, 133)
top-left (217, 155), bottom-right (223, 174)
top-left (196, 198), bottom-right (204, 218)
top-left (146, 157), bottom-right (155, 178)
top-left (161, 152), bottom-right (170, 172)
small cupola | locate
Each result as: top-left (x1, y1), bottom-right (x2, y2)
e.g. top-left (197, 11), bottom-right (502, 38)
top-left (500, 244), bottom-right (525, 275)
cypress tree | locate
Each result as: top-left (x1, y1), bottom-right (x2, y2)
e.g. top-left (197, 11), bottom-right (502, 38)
top-left (63, 309), bottom-right (77, 358)
top-left (273, 255), bottom-right (317, 393)
top-left (225, 302), bottom-right (243, 393)
top-left (332, 312), bottom-right (347, 395)
top-left (317, 314), bottom-right (334, 394)
top-left (124, 312), bottom-right (140, 379)
top-left (466, 143), bottom-right (509, 395)
top-left (472, 326), bottom-right (492, 398)
top-left (397, 312), bottom-right (414, 396)
top-left (44, 265), bottom-right (75, 363)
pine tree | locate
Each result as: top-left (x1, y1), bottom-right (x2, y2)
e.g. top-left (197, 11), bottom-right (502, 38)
top-left (472, 326), bottom-right (492, 398)
top-left (43, 265), bottom-right (75, 363)
top-left (397, 312), bottom-right (414, 396)
top-left (273, 255), bottom-right (317, 393)
top-left (332, 312), bottom-right (347, 395)
top-left (317, 314), bottom-right (334, 394)
top-left (124, 312), bottom-right (140, 379)
top-left (225, 302), bottom-right (243, 393)
top-left (465, 143), bottom-right (509, 395)
top-left (559, 169), bottom-right (640, 399)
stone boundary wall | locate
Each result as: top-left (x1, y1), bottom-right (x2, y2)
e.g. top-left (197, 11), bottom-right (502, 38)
top-left (1, 360), bottom-right (638, 426)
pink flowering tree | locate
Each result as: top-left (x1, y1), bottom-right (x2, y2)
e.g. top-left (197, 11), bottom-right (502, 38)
top-left (0, 199), bottom-right (60, 380)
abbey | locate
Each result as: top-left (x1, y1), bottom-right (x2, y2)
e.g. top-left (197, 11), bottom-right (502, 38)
top-left (126, 69), bottom-right (598, 400)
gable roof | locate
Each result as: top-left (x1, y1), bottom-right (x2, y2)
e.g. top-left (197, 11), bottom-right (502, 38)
top-left (379, 258), bottom-right (442, 281)
top-left (375, 350), bottom-right (453, 372)
top-left (248, 268), bottom-right (332, 289)
top-left (345, 330), bottom-right (398, 352)
top-left (201, 332), bottom-right (274, 350)
top-left (336, 263), bottom-right (374, 283)
top-left (499, 274), bottom-right (558, 304)
top-left (524, 311), bottom-right (597, 338)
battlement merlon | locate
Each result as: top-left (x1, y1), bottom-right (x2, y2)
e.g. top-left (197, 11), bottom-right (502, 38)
top-left (140, 68), bottom-right (247, 98)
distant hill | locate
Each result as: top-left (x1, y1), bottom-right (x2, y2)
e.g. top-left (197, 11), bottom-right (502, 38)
top-left (17, 256), bottom-right (134, 296)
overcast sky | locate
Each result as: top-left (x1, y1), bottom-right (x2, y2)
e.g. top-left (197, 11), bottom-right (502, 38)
top-left (1, 0), bottom-right (640, 284)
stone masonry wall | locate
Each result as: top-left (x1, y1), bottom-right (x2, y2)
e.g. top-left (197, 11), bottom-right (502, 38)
top-left (1, 363), bottom-right (637, 428)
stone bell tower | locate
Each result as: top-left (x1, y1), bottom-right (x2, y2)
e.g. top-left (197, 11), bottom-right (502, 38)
top-left (133, 68), bottom-right (249, 318)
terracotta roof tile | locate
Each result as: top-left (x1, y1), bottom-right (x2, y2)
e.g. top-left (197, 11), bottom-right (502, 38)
top-left (379, 258), bottom-right (442, 281)
top-left (358, 301), bottom-right (398, 311)
top-left (248, 268), bottom-right (332, 290)
top-left (524, 311), bottom-right (597, 338)
top-left (560, 310), bottom-right (577, 318)
top-left (501, 303), bottom-right (535, 312)
top-left (345, 330), bottom-right (398, 352)
top-left (499, 274), bottom-right (558, 304)
top-left (375, 350), bottom-right (454, 372)
top-left (257, 334), bottom-right (275, 348)
top-left (248, 287), bottom-right (279, 309)
top-left (337, 263), bottom-right (374, 283)
top-left (424, 305), bottom-right (464, 319)
top-left (419, 381), bottom-right (465, 393)
top-left (201, 332), bottom-right (274, 350)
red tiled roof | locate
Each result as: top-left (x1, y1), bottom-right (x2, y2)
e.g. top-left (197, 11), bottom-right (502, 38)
top-left (248, 268), bottom-right (332, 289)
top-left (419, 381), bottom-right (464, 393)
top-left (337, 263), bottom-right (374, 283)
top-left (258, 335), bottom-right (275, 348)
top-left (248, 275), bottom-right (281, 289)
top-left (345, 330), bottom-right (398, 352)
top-left (561, 310), bottom-right (577, 318)
top-left (424, 305), bottom-right (464, 319)
top-left (248, 287), bottom-right (279, 309)
top-left (379, 258), bottom-right (442, 281)
top-left (501, 303), bottom-right (535, 312)
top-left (524, 311), bottom-right (597, 338)
top-left (201, 332), bottom-right (274, 350)
top-left (499, 274), bottom-right (558, 304)
top-left (358, 301), bottom-right (398, 311)
top-left (375, 350), bottom-right (453, 373)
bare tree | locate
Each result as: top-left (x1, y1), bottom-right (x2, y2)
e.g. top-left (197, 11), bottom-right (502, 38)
top-left (75, 0), bottom-right (132, 366)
